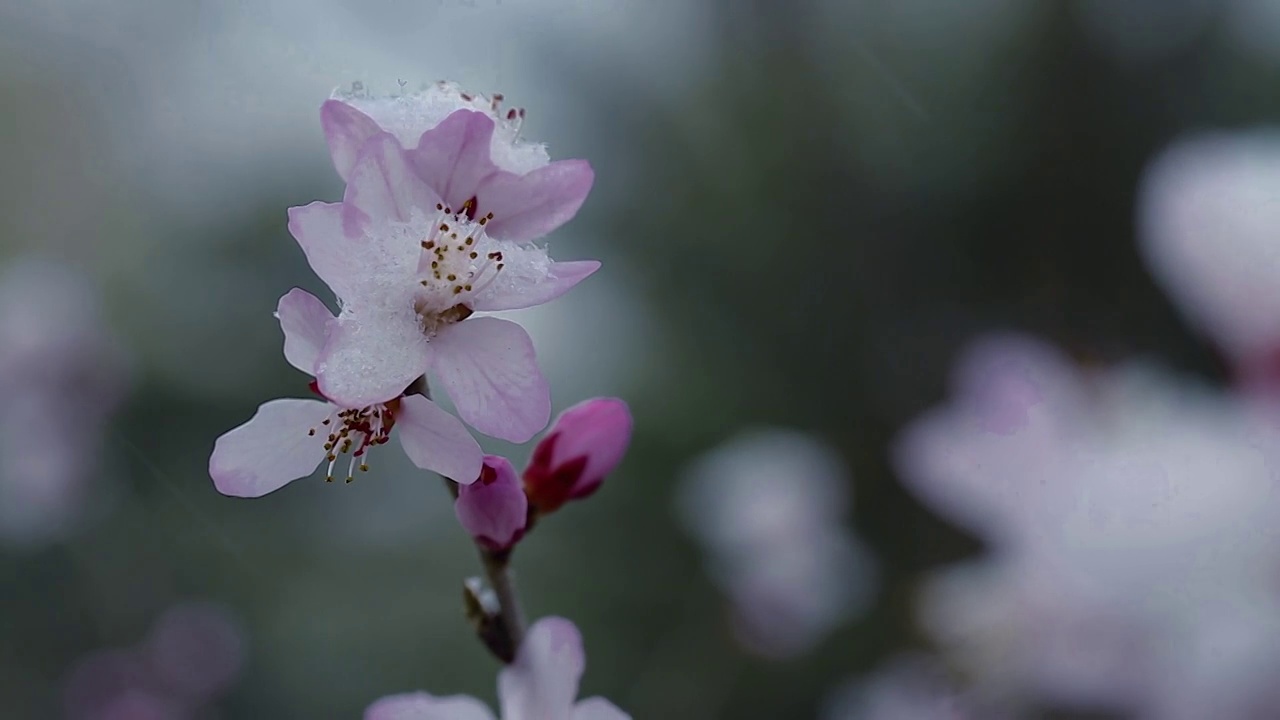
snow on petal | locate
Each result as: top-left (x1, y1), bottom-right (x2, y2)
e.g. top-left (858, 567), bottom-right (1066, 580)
top-left (209, 398), bottom-right (333, 497)
top-left (410, 110), bottom-right (500, 211)
top-left (343, 133), bottom-right (440, 234)
top-left (321, 99), bottom-right (382, 182)
top-left (330, 82), bottom-right (550, 174)
top-left (287, 201), bottom-right (361, 299)
top-left (498, 617), bottom-right (586, 720)
top-left (315, 306), bottom-right (431, 409)
top-left (572, 698), bottom-right (632, 720)
top-left (476, 160), bottom-right (595, 242)
top-left (363, 692), bottom-right (496, 720)
top-left (429, 317), bottom-right (550, 443)
top-left (396, 394), bottom-right (483, 483)
top-left (276, 288), bottom-right (333, 375)
top-left (471, 260), bottom-right (600, 313)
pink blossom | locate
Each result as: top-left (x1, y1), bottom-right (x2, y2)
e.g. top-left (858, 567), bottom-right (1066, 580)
top-left (676, 429), bottom-right (877, 659)
top-left (0, 257), bottom-right (127, 546)
top-left (1137, 130), bottom-right (1280, 388)
top-left (209, 288), bottom-right (483, 497)
top-left (62, 601), bottom-right (245, 720)
top-left (896, 333), bottom-right (1280, 715)
top-left (364, 616), bottom-right (628, 720)
top-left (291, 122), bottom-right (593, 445)
top-left (321, 82), bottom-right (595, 243)
top-left (455, 455), bottom-right (528, 551)
top-left (523, 398), bottom-right (632, 513)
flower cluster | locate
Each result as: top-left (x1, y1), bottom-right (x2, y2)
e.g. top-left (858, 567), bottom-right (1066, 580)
top-left (207, 82), bottom-right (634, 717)
top-left (210, 82), bottom-right (599, 497)
top-left (895, 334), bottom-right (1280, 717)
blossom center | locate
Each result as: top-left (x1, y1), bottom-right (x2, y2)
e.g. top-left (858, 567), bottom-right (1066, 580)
top-left (414, 200), bottom-right (506, 333)
top-left (307, 394), bottom-right (401, 483)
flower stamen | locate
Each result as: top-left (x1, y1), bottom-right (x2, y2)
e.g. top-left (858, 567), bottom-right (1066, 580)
top-left (308, 398), bottom-right (400, 483)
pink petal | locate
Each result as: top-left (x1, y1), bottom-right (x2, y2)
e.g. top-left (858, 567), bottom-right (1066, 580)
top-left (409, 110), bottom-right (500, 210)
top-left (546, 398), bottom-right (632, 496)
top-left (209, 398), bottom-right (332, 497)
top-left (477, 160), bottom-right (594, 242)
top-left (364, 692), bottom-right (495, 720)
top-left (314, 310), bottom-right (432, 409)
top-left (455, 455), bottom-right (528, 550)
top-left (396, 394), bottom-right (484, 483)
top-left (276, 288), bottom-right (333, 374)
top-left (287, 201), bottom-right (361, 299)
top-left (321, 100), bottom-right (383, 182)
top-left (573, 698), bottom-right (631, 720)
top-left (428, 317), bottom-right (550, 443)
top-left (472, 260), bottom-right (601, 312)
top-left (498, 617), bottom-right (586, 720)
top-left (343, 133), bottom-right (441, 235)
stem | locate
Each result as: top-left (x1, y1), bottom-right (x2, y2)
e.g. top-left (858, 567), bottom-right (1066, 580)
top-left (481, 549), bottom-right (527, 649)
top-left (441, 474), bottom-right (528, 661)
top-left (417, 376), bottom-right (528, 660)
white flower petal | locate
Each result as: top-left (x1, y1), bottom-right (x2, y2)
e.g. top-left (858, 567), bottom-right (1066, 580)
top-left (396, 394), bottom-right (483, 483)
top-left (276, 288), bottom-right (333, 375)
top-left (364, 692), bottom-right (495, 720)
top-left (209, 399), bottom-right (332, 497)
top-left (498, 617), bottom-right (585, 720)
top-left (429, 317), bottom-right (550, 443)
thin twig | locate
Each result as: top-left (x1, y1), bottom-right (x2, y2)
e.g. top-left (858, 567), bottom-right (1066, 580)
top-left (481, 548), bottom-right (527, 650)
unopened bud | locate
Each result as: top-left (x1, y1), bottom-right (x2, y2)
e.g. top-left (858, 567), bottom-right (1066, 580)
top-left (455, 456), bottom-right (528, 551)
top-left (523, 398), bottom-right (632, 513)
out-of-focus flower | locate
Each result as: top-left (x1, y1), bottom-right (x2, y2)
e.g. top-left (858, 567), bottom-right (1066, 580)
top-left (456, 455), bottom-right (529, 552)
top-left (210, 289), bottom-right (483, 497)
top-left (523, 398), bottom-right (632, 514)
top-left (1137, 130), bottom-right (1280, 389)
top-left (895, 333), bottom-right (1280, 716)
top-left (62, 601), bottom-right (245, 720)
top-left (295, 92), bottom-right (596, 442)
top-left (0, 257), bottom-right (127, 547)
top-left (365, 616), bottom-right (628, 720)
top-left (822, 655), bottom-right (1007, 720)
top-left (676, 429), bottom-right (877, 659)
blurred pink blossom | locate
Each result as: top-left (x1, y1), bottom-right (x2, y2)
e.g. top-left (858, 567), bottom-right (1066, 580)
top-left (62, 601), bottom-right (246, 720)
top-left (895, 333), bottom-right (1280, 716)
top-left (676, 429), bottom-right (877, 659)
top-left (822, 655), bottom-right (1006, 720)
top-left (523, 397), bottom-right (632, 514)
top-left (365, 616), bottom-right (628, 720)
top-left (0, 257), bottom-right (127, 547)
top-left (455, 455), bottom-right (528, 551)
top-left (1137, 129), bottom-right (1280, 390)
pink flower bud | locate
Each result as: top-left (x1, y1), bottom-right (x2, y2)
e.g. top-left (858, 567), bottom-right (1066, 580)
top-left (455, 456), bottom-right (528, 551)
top-left (523, 398), bottom-right (632, 513)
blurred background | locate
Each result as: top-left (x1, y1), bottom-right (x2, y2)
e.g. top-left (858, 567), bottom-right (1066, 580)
top-left (3, 1), bottom-right (1280, 718)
